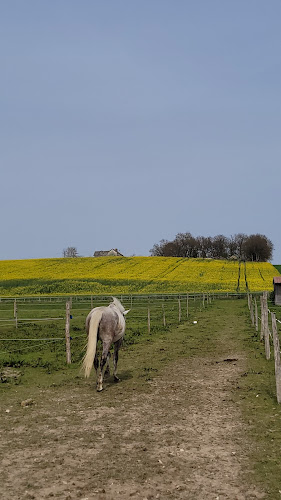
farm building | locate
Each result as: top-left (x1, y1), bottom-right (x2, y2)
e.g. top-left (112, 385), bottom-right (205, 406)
top-left (93, 248), bottom-right (123, 257)
top-left (273, 277), bottom-right (281, 305)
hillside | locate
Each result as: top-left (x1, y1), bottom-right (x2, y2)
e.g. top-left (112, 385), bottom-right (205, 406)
top-left (0, 257), bottom-right (279, 296)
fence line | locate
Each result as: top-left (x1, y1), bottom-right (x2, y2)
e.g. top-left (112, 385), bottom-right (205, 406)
top-left (0, 317), bottom-right (64, 323)
top-left (0, 291), bottom-right (254, 304)
top-left (0, 294), bottom-right (213, 328)
top-left (0, 293), bottom-right (216, 358)
top-left (0, 337), bottom-right (65, 341)
top-left (247, 292), bottom-right (281, 404)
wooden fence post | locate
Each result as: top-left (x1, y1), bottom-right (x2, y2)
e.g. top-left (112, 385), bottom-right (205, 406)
top-left (263, 296), bottom-right (270, 360)
top-left (263, 292), bottom-right (267, 317)
top-left (65, 301), bottom-right (71, 364)
top-left (202, 293), bottom-right (205, 308)
top-left (249, 294), bottom-right (255, 326)
top-left (254, 297), bottom-right (258, 333)
top-left (14, 299), bottom-right (18, 329)
top-left (148, 307), bottom-right (151, 334)
top-left (178, 297), bottom-right (181, 323)
top-left (162, 303), bottom-right (166, 327)
top-left (186, 294), bottom-right (189, 319)
top-left (91, 295), bottom-right (93, 309)
top-left (260, 296), bottom-right (264, 341)
top-left (271, 313), bottom-right (281, 403)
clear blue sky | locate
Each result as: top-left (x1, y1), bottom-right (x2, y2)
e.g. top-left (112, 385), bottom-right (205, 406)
top-left (1, 1), bottom-right (281, 261)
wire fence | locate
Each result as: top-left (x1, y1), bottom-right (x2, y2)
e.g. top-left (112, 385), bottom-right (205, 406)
top-left (0, 293), bottom-right (218, 362)
top-left (1, 291), bottom-right (280, 368)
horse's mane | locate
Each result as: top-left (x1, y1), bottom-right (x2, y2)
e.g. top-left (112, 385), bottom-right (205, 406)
top-left (111, 297), bottom-right (125, 313)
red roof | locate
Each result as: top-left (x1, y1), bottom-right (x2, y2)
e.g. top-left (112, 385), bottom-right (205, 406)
top-left (273, 277), bottom-right (281, 284)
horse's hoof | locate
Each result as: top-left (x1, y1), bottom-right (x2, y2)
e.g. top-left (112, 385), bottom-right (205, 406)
top-left (114, 376), bottom-right (120, 383)
top-left (96, 386), bottom-right (103, 392)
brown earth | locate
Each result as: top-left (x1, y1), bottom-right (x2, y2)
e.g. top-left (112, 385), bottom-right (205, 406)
top-left (1, 299), bottom-right (268, 500)
top-left (1, 355), bottom-right (265, 500)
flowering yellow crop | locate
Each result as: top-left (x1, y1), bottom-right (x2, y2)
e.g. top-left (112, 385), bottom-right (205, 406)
top-left (241, 262), bottom-right (277, 292)
top-left (0, 257), bottom-right (279, 296)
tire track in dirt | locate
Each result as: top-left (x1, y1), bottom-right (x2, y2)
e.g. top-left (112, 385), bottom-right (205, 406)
top-left (1, 358), bottom-right (265, 500)
top-left (1, 302), bottom-right (266, 500)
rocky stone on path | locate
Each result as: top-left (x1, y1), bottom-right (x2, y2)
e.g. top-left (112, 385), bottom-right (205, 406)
top-left (0, 367), bottom-right (21, 383)
top-left (21, 398), bottom-right (35, 408)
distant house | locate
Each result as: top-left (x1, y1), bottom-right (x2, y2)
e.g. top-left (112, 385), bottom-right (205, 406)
top-left (93, 248), bottom-right (123, 257)
top-left (273, 277), bottom-right (281, 305)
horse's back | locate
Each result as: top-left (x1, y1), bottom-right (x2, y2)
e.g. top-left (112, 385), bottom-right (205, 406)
top-left (86, 305), bottom-right (125, 344)
top-left (99, 308), bottom-right (120, 342)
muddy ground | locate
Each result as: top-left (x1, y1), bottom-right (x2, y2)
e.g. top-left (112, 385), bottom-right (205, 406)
top-left (0, 301), bottom-right (266, 500)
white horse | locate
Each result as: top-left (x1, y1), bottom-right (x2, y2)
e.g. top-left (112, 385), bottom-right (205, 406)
top-left (82, 297), bottom-right (130, 391)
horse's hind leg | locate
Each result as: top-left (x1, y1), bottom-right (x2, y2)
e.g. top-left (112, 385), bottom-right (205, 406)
top-left (97, 342), bottom-right (111, 392)
top-left (113, 339), bottom-right (122, 382)
top-left (94, 352), bottom-right (99, 372)
top-left (104, 352), bottom-right (111, 378)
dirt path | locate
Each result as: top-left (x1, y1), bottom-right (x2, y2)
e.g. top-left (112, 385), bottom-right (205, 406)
top-left (1, 303), bottom-right (265, 500)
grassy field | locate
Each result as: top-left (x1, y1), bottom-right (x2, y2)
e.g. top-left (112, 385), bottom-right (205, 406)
top-left (1, 298), bottom-right (281, 498)
top-left (0, 294), bottom-right (198, 370)
top-left (0, 256), bottom-right (279, 296)
top-left (1, 290), bottom-right (281, 371)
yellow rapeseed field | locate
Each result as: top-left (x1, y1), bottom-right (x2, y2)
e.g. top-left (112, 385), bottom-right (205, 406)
top-left (0, 257), bottom-right (279, 296)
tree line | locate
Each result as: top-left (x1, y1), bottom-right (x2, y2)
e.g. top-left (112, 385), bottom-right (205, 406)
top-left (150, 233), bottom-right (273, 262)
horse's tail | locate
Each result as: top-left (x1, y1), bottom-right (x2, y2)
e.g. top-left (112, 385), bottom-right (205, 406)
top-left (82, 309), bottom-right (103, 378)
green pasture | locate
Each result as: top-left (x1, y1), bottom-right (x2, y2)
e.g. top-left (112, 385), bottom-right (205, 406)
top-left (1, 292), bottom-right (280, 373)
top-left (0, 294), bottom-right (205, 371)
top-left (1, 297), bottom-right (281, 497)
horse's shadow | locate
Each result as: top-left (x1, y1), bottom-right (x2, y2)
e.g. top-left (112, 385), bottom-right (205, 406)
top-left (118, 369), bottom-right (134, 381)
top-left (104, 369), bottom-right (133, 384)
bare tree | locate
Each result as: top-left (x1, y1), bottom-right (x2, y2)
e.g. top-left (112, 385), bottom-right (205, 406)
top-left (174, 232), bottom-right (199, 258)
top-left (150, 239), bottom-right (180, 257)
top-left (197, 236), bottom-right (213, 258)
top-left (242, 234), bottom-right (273, 262)
top-left (63, 247), bottom-right (79, 258)
top-left (211, 235), bottom-right (229, 259)
top-left (232, 233), bottom-right (247, 260)
top-left (150, 240), bottom-right (170, 256)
